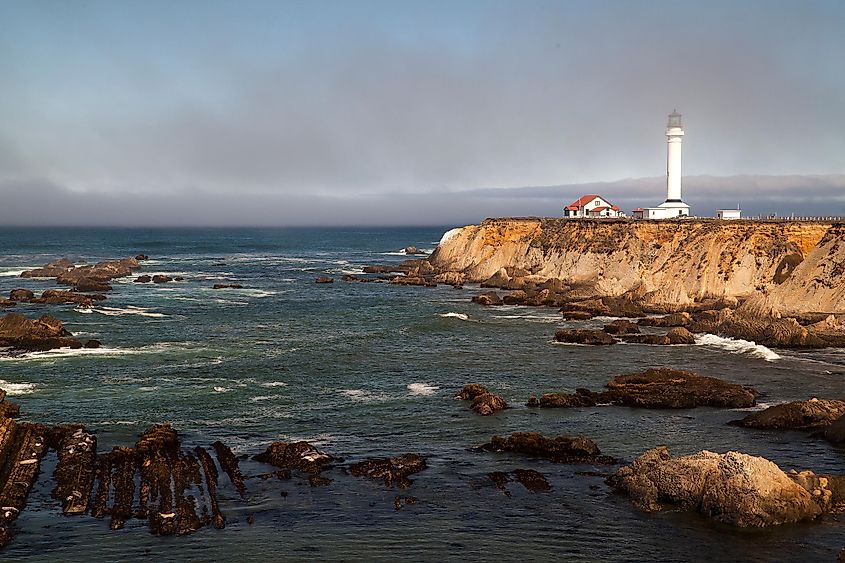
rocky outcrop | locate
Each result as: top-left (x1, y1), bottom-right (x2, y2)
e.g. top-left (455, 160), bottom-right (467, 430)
top-left (50, 425), bottom-right (97, 515)
top-left (348, 454), bottom-right (427, 488)
top-left (0, 390), bottom-right (20, 419)
top-left (825, 414), bottom-right (845, 445)
top-left (730, 399), bottom-right (845, 430)
top-left (19, 258), bottom-right (74, 279)
top-left (8, 289), bottom-right (33, 302)
top-left (554, 329), bottom-right (615, 345)
top-left (608, 447), bottom-right (826, 527)
top-left (253, 441), bottom-right (334, 474)
top-left (480, 432), bottom-right (615, 464)
top-left (0, 419), bottom-right (48, 547)
top-left (456, 384), bottom-right (507, 415)
top-left (533, 368), bottom-right (756, 410)
top-left (0, 313), bottom-right (81, 352)
top-left (32, 289), bottom-right (105, 307)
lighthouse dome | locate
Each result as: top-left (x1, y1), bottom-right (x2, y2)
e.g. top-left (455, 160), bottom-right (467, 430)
top-left (667, 110), bottom-right (683, 128)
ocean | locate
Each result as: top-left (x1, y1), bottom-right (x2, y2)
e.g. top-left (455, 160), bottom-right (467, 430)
top-left (0, 226), bottom-right (843, 562)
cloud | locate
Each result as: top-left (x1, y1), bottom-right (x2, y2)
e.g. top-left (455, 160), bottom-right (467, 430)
top-left (2, 174), bottom-right (842, 227)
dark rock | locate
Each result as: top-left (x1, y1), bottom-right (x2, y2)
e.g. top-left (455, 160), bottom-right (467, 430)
top-left (19, 258), bottom-right (74, 278)
top-left (174, 276), bottom-right (184, 281)
top-left (212, 441), bottom-right (246, 499)
top-left (152, 275), bottom-right (172, 284)
top-left (308, 474), bottom-right (332, 487)
top-left (348, 454), bottom-right (427, 488)
top-left (9, 289), bottom-right (33, 302)
top-left (559, 310), bottom-right (594, 320)
top-left (667, 327), bottom-right (696, 344)
top-left (49, 425), bottom-right (97, 515)
top-left (135, 275), bottom-right (152, 283)
top-left (0, 420), bottom-right (48, 547)
top-left (513, 468), bottom-right (552, 492)
top-left (481, 432), bottom-right (615, 464)
top-left (0, 390), bottom-right (20, 418)
top-left (456, 384), bottom-right (506, 415)
top-left (315, 277), bottom-right (334, 284)
top-left (638, 312), bottom-right (692, 327)
top-left (619, 334), bottom-right (672, 345)
top-left (363, 265), bottom-right (406, 274)
top-left (825, 414), bottom-right (845, 445)
top-left (55, 257), bottom-right (141, 286)
top-left (393, 495), bottom-right (418, 510)
top-left (342, 274), bottom-right (359, 282)
top-left (212, 283), bottom-right (243, 289)
top-left (32, 289), bottom-right (97, 307)
top-left (73, 278), bottom-right (112, 293)
top-left (554, 329), bottom-right (615, 345)
top-left (0, 313), bottom-right (81, 352)
top-left (83, 339), bottom-right (101, 349)
top-left (603, 320), bottom-right (640, 335)
top-left (135, 254), bottom-right (149, 260)
top-left (730, 399), bottom-right (845, 430)
top-left (537, 368), bottom-right (756, 410)
top-left (471, 291), bottom-right (502, 306)
top-left (0, 300), bottom-right (14, 308)
top-left (253, 441), bottom-right (334, 474)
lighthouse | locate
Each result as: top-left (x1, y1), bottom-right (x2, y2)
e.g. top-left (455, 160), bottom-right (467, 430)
top-left (654, 110), bottom-right (691, 217)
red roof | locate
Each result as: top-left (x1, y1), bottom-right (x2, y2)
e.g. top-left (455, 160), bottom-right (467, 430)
top-left (566, 194), bottom-right (600, 208)
top-left (589, 206), bottom-right (609, 213)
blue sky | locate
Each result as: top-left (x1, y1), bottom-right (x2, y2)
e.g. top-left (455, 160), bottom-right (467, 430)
top-left (0, 0), bottom-right (843, 224)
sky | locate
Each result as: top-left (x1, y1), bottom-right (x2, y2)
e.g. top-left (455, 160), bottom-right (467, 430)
top-left (0, 0), bottom-right (843, 226)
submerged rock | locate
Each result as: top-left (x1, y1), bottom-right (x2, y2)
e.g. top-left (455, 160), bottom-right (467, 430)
top-left (348, 454), bottom-right (427, 488)
top-left (487, 469), bottom-right (551, 496)
top-left (730, 398), bottom-right (845, 430)
top-left (134, 275), bottom-right (152, 283)
top-left (212, 283), bottom-right (243, 289)
top-left (608, 447), bottom-right (823, 527)
top-left (253, 441), bottom-right (334, 474)
top-left (554, 329), bottom-right (615, 345)
top-left (315, 277), bottom-right (334, 284)
top-left (480, 432), bottom-right (615, 465)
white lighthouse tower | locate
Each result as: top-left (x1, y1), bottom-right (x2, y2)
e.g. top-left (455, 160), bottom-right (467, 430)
top-left (655, 110), bottom-right (690, 217)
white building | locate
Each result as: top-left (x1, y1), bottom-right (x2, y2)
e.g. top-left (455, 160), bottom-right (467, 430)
top-left (564, 194), bottom-right (624, 218)
top-left (716, 209), bottom-right (742, 219)
top-left (635, 111), bottom-right (691, 219)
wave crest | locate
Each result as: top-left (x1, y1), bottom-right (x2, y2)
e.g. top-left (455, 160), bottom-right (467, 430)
top-left (695, 333), bottom-right (780, 361)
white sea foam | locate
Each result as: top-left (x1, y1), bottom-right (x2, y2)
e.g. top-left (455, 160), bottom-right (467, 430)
top-left (213, 386), bottom-right (232, 393)
top-left (0, 268), bottom-right (34, 277)
top-left (261, 381), bottom-right (288, 388)
top-left (440, 312), bottom-right (469, 321)
top-left (90, 305), bottom-right (167, 318)
top-left (138, 386), bottom-right (159, 392)
top-left (341, 389), bottom-right (389, 402)
top-left (0, 380), bottom-right (36, 395)
top-left (250, 395), bottom-right (281, 402)
top-left (695, 333), bottom-right (780, 361)
top-left (407, 383), bottom-right (439, 396)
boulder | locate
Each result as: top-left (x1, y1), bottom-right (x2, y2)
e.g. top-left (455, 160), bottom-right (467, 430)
top-left (253, 441), bottom-right (334, 474)
top-left (471, 291), bottom-right (502, 306)
top-left (9, 289), bottom-right (34, 302)
top-left (480, 432), bottom-right (615, 464)
top-left (608, 447), bottom-right (823, 527)
top-left (503, 290), bottom-right (528, 305)
top-left (315, 277), bottom-right (334, 284)
top-left (603, 319), bottom-right (640, 335)
top-left (730, 398), bottom-right (845, 430)
top-left (152, 275), bottom-right (172, 284)
top-left (554, 329), bottom-right (615, 345)
top-left (135, 254), bottom-right (149, 260)
top-left (134, 275), bottom-right (152, 283)
top-left (84, 340), bottom-right (101, 349)
top-left (667, 327), bottom-right (696, 344)
top-left (348, 454), bottom-right (427, 488)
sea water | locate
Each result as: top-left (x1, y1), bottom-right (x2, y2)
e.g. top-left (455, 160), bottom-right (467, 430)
top-left (0, 227), bottom-right (843, 562)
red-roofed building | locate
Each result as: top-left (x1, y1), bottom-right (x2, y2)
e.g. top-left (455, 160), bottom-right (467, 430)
top-left (563, 195), bottom-right (624, 218)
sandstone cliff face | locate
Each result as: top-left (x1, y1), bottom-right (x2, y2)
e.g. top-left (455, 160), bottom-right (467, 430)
top-left (430, 218), bottom-right (841, 314)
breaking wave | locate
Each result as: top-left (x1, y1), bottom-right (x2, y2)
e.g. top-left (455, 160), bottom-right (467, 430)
top-left (440, 312), bottom-right (469, 321)
top-left (0, 380), bottom-right (36, 395)
top-left (407, 383), bottom-right (439, 396)
top-left (695, 333), bottom-right (780, 361)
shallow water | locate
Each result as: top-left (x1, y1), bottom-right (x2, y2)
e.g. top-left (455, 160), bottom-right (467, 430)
top-left (0, 227), bottom-right (843, 562)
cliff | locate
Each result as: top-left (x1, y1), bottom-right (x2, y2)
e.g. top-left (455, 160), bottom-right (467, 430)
top-left (429, 218), bottom-right (844, 315)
